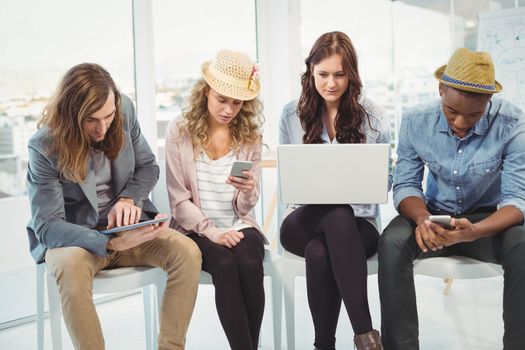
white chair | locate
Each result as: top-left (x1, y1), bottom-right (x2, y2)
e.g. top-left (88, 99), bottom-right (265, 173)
top-left (36, 262), bottom-right (166, 350)
top-left (280, 250), bottom-right (378, 350)
top-left (413, 255), bottom-right (503, 293)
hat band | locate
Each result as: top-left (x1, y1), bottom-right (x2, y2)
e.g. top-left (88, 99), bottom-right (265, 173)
top-left (208, 64), bottom-right (250, 90)
top-left (441, 74), bottom-right (496, 91)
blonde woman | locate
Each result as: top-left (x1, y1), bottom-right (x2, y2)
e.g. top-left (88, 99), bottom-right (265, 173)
top-left (165, 49), bottom-right (266, 350)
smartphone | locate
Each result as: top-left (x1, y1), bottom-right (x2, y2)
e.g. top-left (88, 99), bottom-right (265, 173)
top-left (428, 215), bottom-right (452, 229)
top-left (230, 160), bottom-right (253, 179)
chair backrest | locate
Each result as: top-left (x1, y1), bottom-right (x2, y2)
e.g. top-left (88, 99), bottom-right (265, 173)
top-left (152, 160), bottom-right (170, 214)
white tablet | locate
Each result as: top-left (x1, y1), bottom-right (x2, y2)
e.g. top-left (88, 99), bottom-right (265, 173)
top-left (99, 217), bottom-right (170, 235)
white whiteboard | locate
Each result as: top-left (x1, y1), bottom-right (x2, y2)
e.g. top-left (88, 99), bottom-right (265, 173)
top-left (478, 7), bottom-right (525, 111)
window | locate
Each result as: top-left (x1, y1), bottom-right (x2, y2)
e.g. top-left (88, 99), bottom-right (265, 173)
top-left (152, 0), bottom-right (257, 159)
top-left (0, 0), bottom-right (135, 199)
top-left (0, 0), bottom-right (134, 324)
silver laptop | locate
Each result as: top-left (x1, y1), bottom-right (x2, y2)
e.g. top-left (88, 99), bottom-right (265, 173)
top-left (277, 144), bottom-right (390, 204)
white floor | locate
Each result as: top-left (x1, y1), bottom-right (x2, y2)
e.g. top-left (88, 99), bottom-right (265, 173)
top-left (0, 274), bottom-right (504, 349)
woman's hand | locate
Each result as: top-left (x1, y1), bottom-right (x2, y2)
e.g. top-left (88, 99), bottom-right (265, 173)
top-left (226, 170), bottom-right (255, 194)
top-left (216, 230), bottom-right (245, 248)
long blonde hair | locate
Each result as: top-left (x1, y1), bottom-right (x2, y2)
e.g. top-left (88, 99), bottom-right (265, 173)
top-left (178, 79), bottom-right (263, 153)
top-left (39, 63), bottom-right (124, 183)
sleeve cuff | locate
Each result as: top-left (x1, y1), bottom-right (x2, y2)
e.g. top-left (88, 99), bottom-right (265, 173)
top-left (393, 187), bottom-right (425, 211)
top-left (238, 190), bottom-right (257, 208)
top-left (93, 233), bottom-right (111, 257)
top-left (498, 199), bottom-right (525, 222)
top-left (201, 226), bottom-right (223, 243)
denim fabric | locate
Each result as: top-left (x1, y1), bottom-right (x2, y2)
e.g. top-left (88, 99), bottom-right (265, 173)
top-left (393, 97), bottom-right (525, 218)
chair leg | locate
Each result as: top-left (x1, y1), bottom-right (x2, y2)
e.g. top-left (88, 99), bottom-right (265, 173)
top-left (143, 285), bottom-right (154, 350)
top-left (154, 274), bottom-right (167, 349)
top-left (443, 278), bottom-right (454, 295)
top-left (47, 272), bottom-right (63, 350)
top-left (271, 273), bottom-right (283, 350)
top-left (36, 264), bottom-right (45, 350)
top-left (283, 273), bottom-right (296, 350)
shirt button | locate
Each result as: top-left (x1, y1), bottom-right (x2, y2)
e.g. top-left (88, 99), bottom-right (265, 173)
top-left (485, 169), bottom-right (490, 173)
top-left (456, 186), bottom-right (460, 190)
top-left (458, 149), bottom-right (463, 153)
top-left (459, 200), bottom-right (462, 203)
top-left (453, 170), bottom-right (458, 174)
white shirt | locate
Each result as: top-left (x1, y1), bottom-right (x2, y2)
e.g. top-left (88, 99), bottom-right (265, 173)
top-left (196, 151), bottom-right (250, 233)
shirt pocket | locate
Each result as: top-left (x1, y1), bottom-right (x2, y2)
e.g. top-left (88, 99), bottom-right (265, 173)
top-left (469, 158), bottom-right (502, 177)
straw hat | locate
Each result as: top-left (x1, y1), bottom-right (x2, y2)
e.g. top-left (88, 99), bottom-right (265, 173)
top-left (434, 48), bottom-right (502, 94)
top-left (201, 49), bottom-right (260, 101)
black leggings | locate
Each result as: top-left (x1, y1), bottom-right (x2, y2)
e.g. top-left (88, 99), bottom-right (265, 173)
top-left (188, 228), bottom-right (265, 350)
top-left (280, 205), bottom-right (379, 350)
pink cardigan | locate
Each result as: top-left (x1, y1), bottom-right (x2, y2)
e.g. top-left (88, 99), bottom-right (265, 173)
top-left (164, 117), bottom-right (266, 244)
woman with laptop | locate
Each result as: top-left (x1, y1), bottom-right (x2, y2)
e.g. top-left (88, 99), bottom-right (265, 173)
top-left (279, 31), bottom-right (391, 350)
top-left (164, 49), bottom-right (266, 350)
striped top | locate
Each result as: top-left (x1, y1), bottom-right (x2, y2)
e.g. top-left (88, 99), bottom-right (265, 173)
top-left (196, 151), bottom-right (250, 233)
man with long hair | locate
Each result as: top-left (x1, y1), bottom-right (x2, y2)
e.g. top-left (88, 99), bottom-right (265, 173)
top-left (379, 48), bottom-right (525, 349)
top-left (26, 63), bottom-right (201, 350)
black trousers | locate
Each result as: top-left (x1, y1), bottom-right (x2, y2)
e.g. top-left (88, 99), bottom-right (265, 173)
top-left (280, 205), bottom-right (379, 350)
top-left (378, 212), bottom-right (525, 350)
top-left (188, 228), bottom-right (265, 350)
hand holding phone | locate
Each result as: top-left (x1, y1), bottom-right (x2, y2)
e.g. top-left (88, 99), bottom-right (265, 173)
top-left (230, 160), bottom-right (253, 179)
top-left (428, 215), bottom-right (452, 229)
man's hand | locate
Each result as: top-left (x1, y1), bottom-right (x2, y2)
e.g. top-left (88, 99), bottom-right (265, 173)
top-left (425, 218), bottom-right (477, 248)
top-left (216, 230), bottom-right (245, 248)
top-left (106, 214), bottom-right (169, 251)
top-left (107, 197), bottom-right (141, 229)
top-left (414, 216), bottom-right (447, 253)
top-left (226, 170), bottom-right (255, 194)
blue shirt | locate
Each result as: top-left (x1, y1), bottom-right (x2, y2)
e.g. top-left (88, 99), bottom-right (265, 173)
top-left (279, 98), bottom-right (393, 227)
top-left (394, 97), bottom-right (525, 220)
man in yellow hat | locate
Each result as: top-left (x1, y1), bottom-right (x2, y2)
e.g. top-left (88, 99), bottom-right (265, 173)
top-left (378, 48), bottom-right (525, 349)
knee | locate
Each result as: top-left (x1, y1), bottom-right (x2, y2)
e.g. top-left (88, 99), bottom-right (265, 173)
top-left (304, 240), bottom-right (329, 271)
top-left (163, 231), bottom-right (202, 272)
top-left (323, 205), bottom-right (355, 222)
top-left (214, 253), bottom-right (238, 273)
top-left (46, 247), bottom-right (95, 294)
top-left (47, 247), bottom-right (94, 279)
top-left (502, 225), bottom-right (525, 266)
top-left (378, 216), bottom-right (415, 263)
top-left (238, 256), bottom-right (264, 277)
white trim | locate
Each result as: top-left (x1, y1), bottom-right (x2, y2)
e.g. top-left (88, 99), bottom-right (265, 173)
top-left (255, 0), bottom-right (302, 150)
top-left (132, 0), bottom-right (158, 157)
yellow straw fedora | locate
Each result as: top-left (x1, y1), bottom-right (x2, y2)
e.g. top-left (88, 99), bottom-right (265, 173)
top-left (201, 49), bottom-right (260, 101)
top-left (434, 48), bottom-right (503, 94)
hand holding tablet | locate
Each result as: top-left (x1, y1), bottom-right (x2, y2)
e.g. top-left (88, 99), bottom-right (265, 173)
top-left (99, 216), bottom-right (170, 235)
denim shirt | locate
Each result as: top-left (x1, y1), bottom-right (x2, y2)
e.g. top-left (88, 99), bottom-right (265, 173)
top-left (279, 97), bottom-right (393, 229)
top-left (393, 97), bottom-right (525, 220)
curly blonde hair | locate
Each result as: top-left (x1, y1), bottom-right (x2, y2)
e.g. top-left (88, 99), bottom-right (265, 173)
top-left (178, 79), bottom-right (263, 153)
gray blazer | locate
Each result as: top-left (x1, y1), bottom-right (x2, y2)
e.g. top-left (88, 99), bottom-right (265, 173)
top-left (26, 95), bottom-right (159, 263)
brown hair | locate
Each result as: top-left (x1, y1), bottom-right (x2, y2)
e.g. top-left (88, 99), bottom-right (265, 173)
top-left (298, 31), bottom-right (371, 144)
top-left (39, 63), bottom-right (124, 182)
